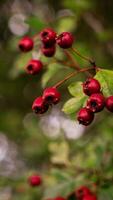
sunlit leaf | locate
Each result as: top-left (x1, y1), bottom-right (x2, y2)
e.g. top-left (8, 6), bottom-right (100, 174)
top-left (62, 96), bottom-right (87, 115)
top-left (95, 69), bottom-right (113, 96)
top-left (68, 81), bottom-right (83, 97)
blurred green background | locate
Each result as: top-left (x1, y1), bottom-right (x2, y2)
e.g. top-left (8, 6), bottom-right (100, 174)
top-left (0, 0), bottom-right (113, 199)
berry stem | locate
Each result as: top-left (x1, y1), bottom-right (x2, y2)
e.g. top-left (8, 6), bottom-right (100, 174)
top-left (53, 57), bottom-right (78, 69)
top-left (64, 50), bottom-right (92, 77)
top-left (70, 47), bottom-right (95, 65)
top-left (64, 49), bottom-right (81, 70)
top-left (54, 67), bottom-right (94, 88)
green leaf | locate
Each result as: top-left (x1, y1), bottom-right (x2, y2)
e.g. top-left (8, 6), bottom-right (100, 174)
top-left (62, 96), bottom-right (87, 115)
top-left (43, 179), bottom-right (76, 198)
top-left (95, 69), bottom-right (113, 96)
top-left (63, 80), bottom-right (88, 116)
top-left (68, 81), bottom-right (83, 97)
top-left (26, 16), bottom-right (45, 31)
top-left (42, 64), bottom-right (62, 88)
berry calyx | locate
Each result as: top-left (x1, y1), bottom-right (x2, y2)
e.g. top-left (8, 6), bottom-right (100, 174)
top-left (86, 93), bottom-right (105, 113)
top-left (26, 59), bottom-right (43, 75)
top-left (32, 96), bottom-right (49, 114)
top-left (76, 186), bottom-right (92, 199)
top-left (28, 175), bottom-right (42, 187)
top-left (41, 45), bottom-right (56, 57)
top-left (43, 87), bottom-right (61, 105)
top-left (40, 28), bottom-right (56, 47)
top-left (19, 36), bottom-right (34, 52)
top-left (56, 32), bottom-right (74, 48)
top-left (83, 195), bottom-right (97, 200)
top-left (77, 107), bottom-right (94, 126)
top-left (83, 78), bottom-right (101, 96)
top-left (105, 96), bottom-right (113, 112)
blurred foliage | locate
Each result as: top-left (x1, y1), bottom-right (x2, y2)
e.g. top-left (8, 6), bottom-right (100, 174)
top-left (0, 0), bottom-right (113, 199)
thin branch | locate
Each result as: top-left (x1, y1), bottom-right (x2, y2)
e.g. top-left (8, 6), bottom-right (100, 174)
top-left (54, 67), bottom-right (94, 88)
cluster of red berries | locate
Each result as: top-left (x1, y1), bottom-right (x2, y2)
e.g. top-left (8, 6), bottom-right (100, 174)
top-left (19, 28), bottom-right (113, 125)
top-left (32, 87), bottom-right (61, 114)
top-left (19, 28), bottom-right (73, 112)
top-left (28, 176), bottom-right (97, 200)
top-left (77, 78), bottom-right (113, 126)
top-left (76, 186), bottom-right (97, 200)
top-left (18, 28), bottom-right (73, 75)
top-left (40, 28), bottom-right (73, 57)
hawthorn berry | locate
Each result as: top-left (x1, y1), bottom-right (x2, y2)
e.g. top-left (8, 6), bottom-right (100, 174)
top-left (76, 186), bottom-right (92, 199)
top-left (32, 96), bottom-right (49, 114)
top-left (19, 36), bottom-right (34, 52)
top-left (28, 175), bottom-right (42, 187)
top-left (56, 32), bottom-right (74, 48)
top-left (86, 93), bottom-right (105, 113)
top-left (41, 45), bottom-right (56, 57)
top-left (43, 87), bottom-right (61, 105)
top-left (83, 195), bottom-right (97, 200)
top-left (105, 96), bottom-right (113, 112)
top-left (26, 59), bottom-right (43, 75)
top-left (40, 28), bottom-right (56, 47)
top-left (77, 107), bottom-right (94, 126)
top-left (83, 78), bottom-right (101, 96)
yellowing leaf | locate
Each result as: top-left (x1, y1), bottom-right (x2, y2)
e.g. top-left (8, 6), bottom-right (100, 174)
top-left (49, 142), bottom-right (69, 165)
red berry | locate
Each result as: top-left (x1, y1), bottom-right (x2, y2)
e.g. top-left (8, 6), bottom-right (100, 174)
top-left (40, 28), bottom-right (56, 47)
top-left (28, 175), bottom-right (42, 187)
top-left (77, 107), bottom-right (94, 126)
top-left (19, 36), bottom-right (34, 52)
top-left (86, 93), bottom-right (105, 113)
top-left (56, 32), bottom-right (74, 48)
top-left (105, 96), bottom-right (113, 112)
top-left (83, 195), bottom-right (97, 200)
top-left (26, 59), bottom-right (43, 75)
top-left (83, 78), bottom-right (101, 96)
top-left (54, 197), bottom-right (66, 200)
top-left (32, 96), bottom-right (49, 114)
top-left (43, 87), bottom-right (61, 105)
top-left (41, 45), bottom-right (56, 57)
top-left (76, 186), bottom-right (92, 199)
